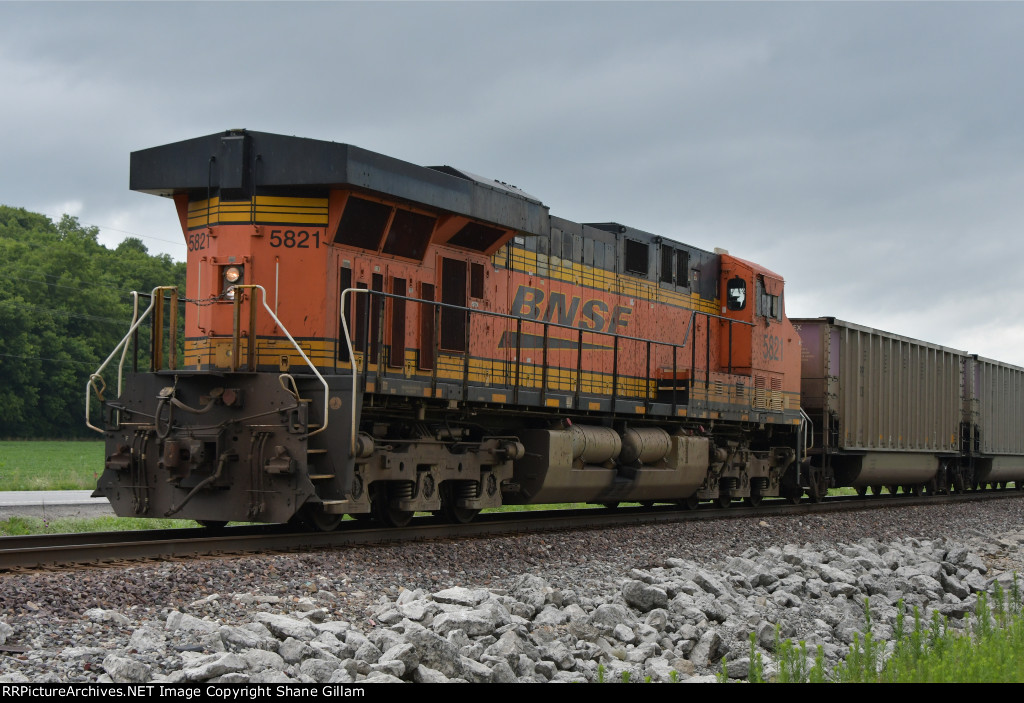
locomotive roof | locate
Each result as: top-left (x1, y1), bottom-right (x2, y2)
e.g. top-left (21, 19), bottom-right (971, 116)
top-left (130, 129), bottom-right (550, 236)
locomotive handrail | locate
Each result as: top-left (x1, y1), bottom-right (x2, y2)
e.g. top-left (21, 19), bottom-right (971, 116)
top-left (116, 291), bottom-right (140, 398)
top-left (800, 407), bottom-right (814, 455)
top-left (339, 287), bottom-right (366, 455)
top-left (340, 287), bottom-right (755, 457)
top-left (341, 289), bottom-right (752, 350)
top-left (232, 285), bottom-right (331, 439)
top-left (86, 286), bottom-right (178, 434)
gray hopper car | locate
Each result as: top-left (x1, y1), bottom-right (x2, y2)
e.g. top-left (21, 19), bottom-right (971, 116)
top-left (793, 317), bottom-right (1024, 494)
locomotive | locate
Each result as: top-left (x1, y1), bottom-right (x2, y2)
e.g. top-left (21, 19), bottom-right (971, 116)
top-left (87, 129), bottom-right (1024, 529)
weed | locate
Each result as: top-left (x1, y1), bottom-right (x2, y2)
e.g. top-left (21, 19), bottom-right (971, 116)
top-left (748, 631), bottom-right (765, 683)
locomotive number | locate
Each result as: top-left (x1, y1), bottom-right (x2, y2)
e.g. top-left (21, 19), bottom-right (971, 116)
top-left (187, 232), bottom-right (208, 251)
top-left (763, 333), bottom-right (783, 363)
top-left (270, 229), bottom-right (320, 249)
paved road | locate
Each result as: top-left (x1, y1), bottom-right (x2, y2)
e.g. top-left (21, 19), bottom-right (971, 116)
top-left (0, 491), bottom-right (114, 519)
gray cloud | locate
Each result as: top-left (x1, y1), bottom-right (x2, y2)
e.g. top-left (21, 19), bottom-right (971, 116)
top-left (2, 1), bottom-right (1022, 362)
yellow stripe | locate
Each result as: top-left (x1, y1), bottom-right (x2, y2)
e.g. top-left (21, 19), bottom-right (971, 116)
top-left (493, 247), bottom-right (720, 315)
top-left (186, 196), bottom-right (328, 229)
top-left (185, 338), bottom-right (800, 411)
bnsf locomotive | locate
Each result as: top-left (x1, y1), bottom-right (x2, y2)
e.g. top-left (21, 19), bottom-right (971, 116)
top-left (87, 130), bottom-right (1024, 529)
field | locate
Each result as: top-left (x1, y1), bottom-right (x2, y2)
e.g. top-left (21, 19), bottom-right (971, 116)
top-left (0, 440), bottom-right (104, 491)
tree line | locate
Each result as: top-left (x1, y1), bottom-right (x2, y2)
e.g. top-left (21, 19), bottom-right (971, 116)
top-left (0, 205), bottom-right (186, 438)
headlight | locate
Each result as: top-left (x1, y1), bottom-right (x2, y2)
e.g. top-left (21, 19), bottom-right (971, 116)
top-left (222, 264), bottom-right (244, 299)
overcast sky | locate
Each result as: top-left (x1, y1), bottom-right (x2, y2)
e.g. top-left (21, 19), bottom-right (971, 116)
top-left (3, 1), bottom-right (1023, 364)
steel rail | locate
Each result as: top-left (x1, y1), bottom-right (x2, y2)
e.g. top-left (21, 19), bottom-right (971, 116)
top-left (1, 490), bottom-right (1019, 571)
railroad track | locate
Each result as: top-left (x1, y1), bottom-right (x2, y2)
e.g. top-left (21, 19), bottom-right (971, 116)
top-left (1, 490), bottom-right (1017, 571)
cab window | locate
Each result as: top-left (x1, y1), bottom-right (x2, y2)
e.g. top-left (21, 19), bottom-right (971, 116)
top-left (726, 277), bottom-right (746, 311)
top-left (756, 277), bottom-right (782, 321)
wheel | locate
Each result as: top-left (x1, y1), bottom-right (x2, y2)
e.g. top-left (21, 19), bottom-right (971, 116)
top-left (289, 505), bottom-right (343, 532)
top-left (602, 502), bottom-right (620, 510)
top-left (856, 486), bottom-right (868, 498)
top-left (888, 485), bottom-right (899, 496)
top-left (677, 495), bottom-right (699, 510)
top-left (779, 463), bottom-right (803, 504)
top-left (910, 484), bottom-right (923, 497)
top-left (716, 492), bottom-right (732, 509)
top-left (197, 520), bottom-right (227, 530)
top-left (745, 491), bottom-right (763, 507)
top-left (807, 470), bottom-right (827, 503)
top-left (951, 473), bottom-right (965, 494)
top-left (871, 485), bottom-right (884, 496)
top-left (371, 484), bottom-right (415, 527)
top-left (303, 506), bottom-right (344, 532)
top-left (439, 482), bottom-right (481, 524)
top-left (441, 503), bottom-right (479, 524)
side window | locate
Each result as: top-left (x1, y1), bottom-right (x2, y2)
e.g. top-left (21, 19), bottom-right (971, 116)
top-left (726, 277), bottom-right (747, 311)
top-left (756, 277), bottom-right (783, 321)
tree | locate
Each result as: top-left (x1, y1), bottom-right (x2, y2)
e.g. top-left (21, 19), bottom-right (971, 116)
top-left (0, 206), bottom-right (185, 438)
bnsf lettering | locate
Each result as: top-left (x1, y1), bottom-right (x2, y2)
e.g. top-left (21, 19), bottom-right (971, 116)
top-left (542, 293), bottom-right (580, 326)
top-left (511, 286), bottom-right (631, 333)
top-left (580, 299), bottom-right (607, 331)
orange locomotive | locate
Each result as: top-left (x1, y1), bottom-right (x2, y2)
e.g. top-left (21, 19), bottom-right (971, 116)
top-left (90, 130), bottom-right (808, 529)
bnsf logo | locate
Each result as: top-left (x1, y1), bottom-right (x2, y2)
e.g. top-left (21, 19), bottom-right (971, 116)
top-left (511, 285), bottom-right (633, 333)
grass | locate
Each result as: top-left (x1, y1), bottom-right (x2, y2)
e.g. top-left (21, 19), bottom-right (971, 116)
top-left (0, 440), bottom-right (104, 490)
top-left (737, 578), bottom-right (1024, 683)
top-left (0, 515), bottom-right (198, 536)
top-left (484, 502), bottom-right (613, 514)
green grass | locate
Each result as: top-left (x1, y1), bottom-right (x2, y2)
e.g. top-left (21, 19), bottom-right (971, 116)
top-left (0, 440), bottom-right (104, 491)
top-left (741, 579), bottom-right (1024, 683)
top-left (0, 515), bottom-right (198, 536)
top-left (483, 502), bottom-right (609, 514)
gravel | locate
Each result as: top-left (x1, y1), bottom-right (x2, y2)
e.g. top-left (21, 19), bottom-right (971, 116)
top-left (2, 497), bottom-right (1024, 682)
